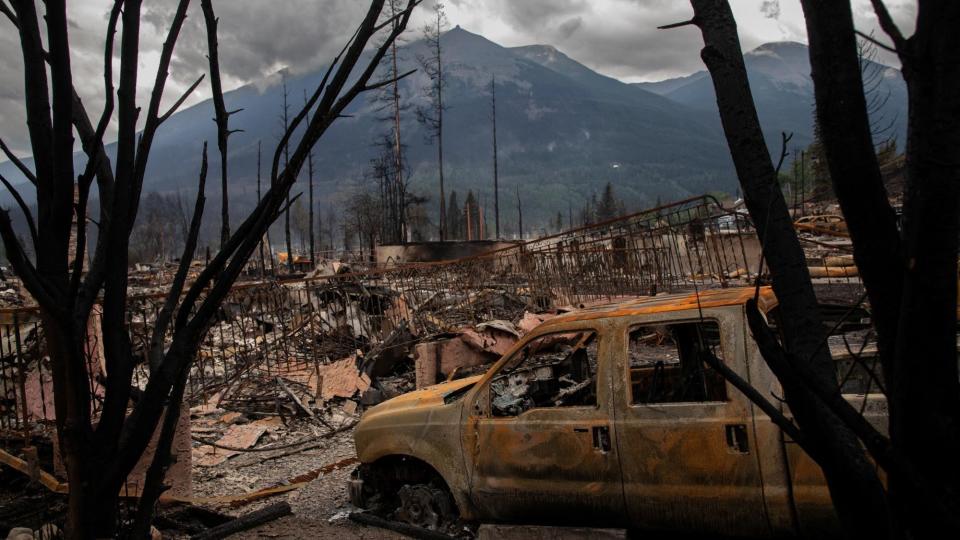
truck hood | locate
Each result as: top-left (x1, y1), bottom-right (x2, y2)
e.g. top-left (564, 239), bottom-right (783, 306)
top-left (364, 375), bottom-right (482, 417)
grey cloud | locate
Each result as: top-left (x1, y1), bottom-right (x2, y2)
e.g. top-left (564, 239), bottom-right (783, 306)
top-left (761, 1), bottom-right (781, 20)
top-left (557, 17), bottom-right (583, 40)
top-left (492, 0), bottom-right (705, 81)
top-left (167, 0), bottom-right (371, 87)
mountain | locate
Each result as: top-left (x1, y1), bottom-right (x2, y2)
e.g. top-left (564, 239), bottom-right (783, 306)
top-left (1, 33), bottom-right (907, 240)
top-left (634, 41), bottom-right (908, 151)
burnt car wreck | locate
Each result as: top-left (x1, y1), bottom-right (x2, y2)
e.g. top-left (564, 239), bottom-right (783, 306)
top-left (350, 287), bottom-right (887, 538)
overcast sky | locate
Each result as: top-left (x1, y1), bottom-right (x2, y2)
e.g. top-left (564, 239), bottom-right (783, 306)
top-left (0, 0), bottom-right (917, 157)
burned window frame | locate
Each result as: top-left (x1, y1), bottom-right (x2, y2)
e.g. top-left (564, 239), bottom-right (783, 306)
top-left (624, 318), bottom-right (729, 405)
top-left (481, 328), bottom-right (601, 418)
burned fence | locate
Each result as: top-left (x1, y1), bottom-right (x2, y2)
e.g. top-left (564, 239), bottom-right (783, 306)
top-left (0, 195), bottom-right (860, 438)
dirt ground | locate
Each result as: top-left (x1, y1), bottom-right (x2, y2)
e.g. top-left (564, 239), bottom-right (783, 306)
top-left (190, 420), bottom-right (411, 540)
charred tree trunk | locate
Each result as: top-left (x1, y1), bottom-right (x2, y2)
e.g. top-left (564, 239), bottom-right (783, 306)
top-left (282, 78), bottom-right (293, 273)
top-left (0, 1), bottom-right (418, 537)
top-left (202, 0), bottom-right (240, 250)
top-left (491, 75), bottom-right (500, 239)
top-left (257, 141), bottom-right (266, 278)
top-left (811, 1), bottom-right (960, 535)
top-left (679, 1), bottom-right (889, 537)
top-left (388, 1), bottom-right (407, 243)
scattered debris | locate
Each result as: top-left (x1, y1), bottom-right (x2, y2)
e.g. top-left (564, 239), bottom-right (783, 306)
top-left (190, 501), bottom-right (292, 540)
top-left (317, 357), bottom-right (371, 402)
top-left (193, 424), bottom-right (267, 467)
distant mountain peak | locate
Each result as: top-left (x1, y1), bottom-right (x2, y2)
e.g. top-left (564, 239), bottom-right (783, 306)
top-left (747, 41), bottom-right (807, 54)
top-left (510, 43), bottom-right (570, 67)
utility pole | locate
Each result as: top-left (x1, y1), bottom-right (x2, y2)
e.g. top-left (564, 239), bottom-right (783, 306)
top-left (491, 75), bottom-right (500, 239)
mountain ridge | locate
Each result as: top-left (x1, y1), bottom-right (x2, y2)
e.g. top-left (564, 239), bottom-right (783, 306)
top-left (0, 29), bottom-right (906, 240)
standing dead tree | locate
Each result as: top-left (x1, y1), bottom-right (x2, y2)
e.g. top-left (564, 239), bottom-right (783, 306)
top-left (666, 0), bottom-right (960, 537)
top-left (491, 75), bottom-right (500, 239)
top-left (256, 140), bottom-right (267, 277)
top-left (280, 76), bottom-right (294, 272)
top-left (303, 90), bottom-right (316, 266)
top-left (0, 0), bottom-right (418, 537)
top-left (381, 0), bottom-right (410, 243)
top-left (416, 1), bottom-right (448, 240)
top-left (201, 0), bottom-right (242, 249)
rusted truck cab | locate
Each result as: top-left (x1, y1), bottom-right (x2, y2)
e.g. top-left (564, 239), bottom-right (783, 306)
top-left (353, 287), bottom-right (883, 536)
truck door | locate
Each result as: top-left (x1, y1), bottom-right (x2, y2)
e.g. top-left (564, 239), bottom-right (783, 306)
top-left (612, 310), bottom-right (771, 536)
top-left (463, 325), bottom-right (626, 525)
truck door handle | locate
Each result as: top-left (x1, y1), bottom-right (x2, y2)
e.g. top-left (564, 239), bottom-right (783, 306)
top-left (725, 423), bottom-right (749, 454)
top-left (592, 425), bottom-right (611, 452)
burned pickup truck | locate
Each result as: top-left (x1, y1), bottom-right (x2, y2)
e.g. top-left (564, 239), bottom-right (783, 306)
top-left (350, 287), bottom-right (886, 537)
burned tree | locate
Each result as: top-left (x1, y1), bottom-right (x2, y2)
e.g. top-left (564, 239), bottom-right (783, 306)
top-left (201, 0), bottom-right (242, 249)
top-left (303, 90), bottom-right (316, 265)
top-left (256, 140), bottom-right (267, 276)
top-left (368, 135), bottom-right (409, 245)
top-left (0, 0), bottom-right (419, 536)
top-left (491, 75), bottom-right (500, 239)
top-left (416, 1), bottom-right (448, 240)
top-left (447, 190), bottom-right (462, 240)
top-left (280, 75), bottom-right (294, 272)
top-left (665, 0), bottom-right (960, 537)
top-left (372, 0), bottom-right (412, 244)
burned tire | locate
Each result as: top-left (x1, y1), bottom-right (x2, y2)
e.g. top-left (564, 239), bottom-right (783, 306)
top-left (353, 456), bottom-right (460, 531)
top-left (395, 483), bottom-right (455, 530)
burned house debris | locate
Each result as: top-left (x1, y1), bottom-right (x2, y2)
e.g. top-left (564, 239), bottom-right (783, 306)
top-left (1, 195), bottom-right (880, 537)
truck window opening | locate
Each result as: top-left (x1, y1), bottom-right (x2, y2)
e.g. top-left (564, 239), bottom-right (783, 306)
top-left (627, 321), bottom-right (728, 404)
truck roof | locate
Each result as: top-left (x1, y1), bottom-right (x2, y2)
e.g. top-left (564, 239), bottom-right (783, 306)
top-left (544, 286), bottom-right (778, 325)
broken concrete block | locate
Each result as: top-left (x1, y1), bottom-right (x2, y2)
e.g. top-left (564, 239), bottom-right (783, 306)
top-left (414, 337), bottom-right (492, 388)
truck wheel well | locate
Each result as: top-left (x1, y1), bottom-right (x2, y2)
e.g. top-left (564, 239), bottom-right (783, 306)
top-left (369, 454), bottom-right (451, 492)
top-left (358, 455), bottom-right (456, 512)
